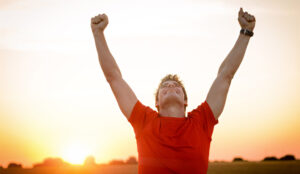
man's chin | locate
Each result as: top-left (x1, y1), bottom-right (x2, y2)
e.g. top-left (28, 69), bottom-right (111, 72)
top-left (161, 96), bottom-right (184, 105)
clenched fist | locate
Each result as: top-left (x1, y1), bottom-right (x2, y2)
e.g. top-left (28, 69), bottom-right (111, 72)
top-left (91, 13), bottom-right (109, 34)
top-left (238, 8), bottom-right (255, 31)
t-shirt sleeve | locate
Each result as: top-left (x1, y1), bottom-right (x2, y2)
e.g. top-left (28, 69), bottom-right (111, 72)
top-left (189, 100), bottom-right (218, 140)
top-left (128, 100), bottom-right (157, 138)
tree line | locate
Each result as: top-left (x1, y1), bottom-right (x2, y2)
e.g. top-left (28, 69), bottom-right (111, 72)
top-left (0, 154), bottom-right (297, 170)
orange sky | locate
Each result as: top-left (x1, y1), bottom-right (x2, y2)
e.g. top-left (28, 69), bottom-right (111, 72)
top-left (0, 0), bottom-right (300, 168)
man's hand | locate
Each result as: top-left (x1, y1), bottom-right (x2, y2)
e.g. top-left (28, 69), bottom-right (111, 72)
top-left (91, 13), bottom-right (109, 34)
top-left (238, 8), bottom-right (256, 31)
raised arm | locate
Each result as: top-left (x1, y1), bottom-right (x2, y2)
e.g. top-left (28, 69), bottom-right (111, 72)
top-left (91, 13), bottom-right (137, 120)
top-left (206, 8), bottom-right (256, 120)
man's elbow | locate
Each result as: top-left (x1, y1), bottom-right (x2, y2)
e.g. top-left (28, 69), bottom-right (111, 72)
top-left (105, 70), bottom-right (122, 83)
top-left (218, 67), bottom-right (234, 82)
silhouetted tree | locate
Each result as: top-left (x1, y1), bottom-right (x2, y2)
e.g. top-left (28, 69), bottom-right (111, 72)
top-left (109, 159), bottom-right (125, 165)
top-left (125, 156), bottom-right (138, 164)
top-left (33, 157), bottom-right (70, 168)
top-left (233, 157), bottom-right (244, 162)
top-left (7, 163), bottom-right (22, 168)
top-left (280, 154), bottom-right (295, 161)
top-left (84, 156), bottom-right (96, 166)
top-left (263, 156), bottom-right (278, 161)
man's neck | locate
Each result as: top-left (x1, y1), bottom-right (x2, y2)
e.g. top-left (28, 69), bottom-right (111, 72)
top-left (158, 104), bottom-right (185, 118)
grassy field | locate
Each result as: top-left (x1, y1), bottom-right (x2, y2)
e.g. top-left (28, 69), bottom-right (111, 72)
top-left (207, 161), bottom-right (300, 174)
top-left (1, 161), bottom-right (300, 174)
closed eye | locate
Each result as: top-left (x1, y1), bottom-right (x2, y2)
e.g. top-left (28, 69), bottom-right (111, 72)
top-left (161, 82), bottom-right (180, 88)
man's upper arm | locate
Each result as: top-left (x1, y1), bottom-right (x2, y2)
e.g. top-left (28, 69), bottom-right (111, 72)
top-left (205, 73), bottom-right (232, 120)
top-left (108, 77), bottom-right (138, 120)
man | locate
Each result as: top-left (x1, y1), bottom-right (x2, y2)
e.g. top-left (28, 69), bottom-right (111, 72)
top-left (91, 7), bottom-right (255, 174)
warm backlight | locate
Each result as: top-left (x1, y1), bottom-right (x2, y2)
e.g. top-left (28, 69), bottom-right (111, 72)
top-left (61, 143), bottom-right (91, 165)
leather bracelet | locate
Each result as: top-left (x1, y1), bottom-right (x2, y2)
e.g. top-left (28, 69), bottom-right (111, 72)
top-left (240, 28), bottom-right (254, 37)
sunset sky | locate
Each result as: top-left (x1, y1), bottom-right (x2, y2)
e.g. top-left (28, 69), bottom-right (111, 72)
top-left (0, 0), bottom-right (299, 168)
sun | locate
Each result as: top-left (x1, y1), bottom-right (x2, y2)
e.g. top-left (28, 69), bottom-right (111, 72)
top-left (61, 143), bottom-right (91, 165)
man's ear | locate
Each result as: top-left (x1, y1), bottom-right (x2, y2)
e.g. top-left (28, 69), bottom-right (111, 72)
top-left (184, 100), bottom-right (188, 107)
top-left (155, 100), bottom-right (159, 111)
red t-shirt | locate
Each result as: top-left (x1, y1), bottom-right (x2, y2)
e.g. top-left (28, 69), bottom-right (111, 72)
top-left (128, 100), bottom-right (218, 174)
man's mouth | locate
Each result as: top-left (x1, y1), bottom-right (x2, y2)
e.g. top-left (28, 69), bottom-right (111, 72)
top-left (165, 89), bottom-right (178, 94)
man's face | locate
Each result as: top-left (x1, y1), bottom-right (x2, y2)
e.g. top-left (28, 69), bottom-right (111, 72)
top-left (155, 80), bottom-right (187, 110)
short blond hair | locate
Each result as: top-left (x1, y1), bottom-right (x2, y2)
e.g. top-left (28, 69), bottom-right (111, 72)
top-left (154, 74), bottom-right (188, 102)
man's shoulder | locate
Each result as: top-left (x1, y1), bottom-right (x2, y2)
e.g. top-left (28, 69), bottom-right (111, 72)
top-left (187, 102), bottom-right (206, 117)
top-left (128, 100), bottom-right (157, 122)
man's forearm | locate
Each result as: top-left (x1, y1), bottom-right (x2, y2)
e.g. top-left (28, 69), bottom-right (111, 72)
top-left (218, 34), bottom-right (251, 79)
top-left (93, 32), bottom-right (122, 82)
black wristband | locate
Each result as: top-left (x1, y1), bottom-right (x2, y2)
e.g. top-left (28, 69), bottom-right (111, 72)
top-left (240, 28), bottom-right (254, 37)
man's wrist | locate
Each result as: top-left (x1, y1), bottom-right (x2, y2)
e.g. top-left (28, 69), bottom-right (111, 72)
top-left (93, 30), bottom-right (105, 38)
top-left (240, 28), bottom-right (254, 37)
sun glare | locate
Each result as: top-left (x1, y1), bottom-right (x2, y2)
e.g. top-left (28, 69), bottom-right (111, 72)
top-left (62, 143), bottom-right (91, 165)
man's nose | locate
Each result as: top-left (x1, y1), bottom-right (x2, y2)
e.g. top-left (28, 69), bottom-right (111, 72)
top-left (168, 84), bottom-right (175, 88)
